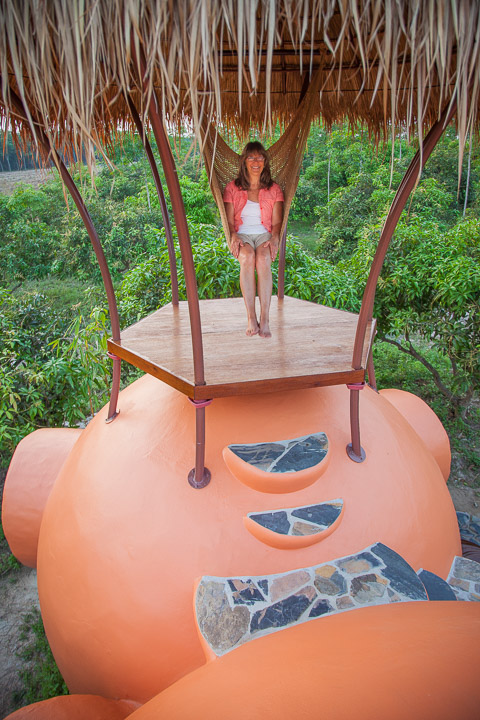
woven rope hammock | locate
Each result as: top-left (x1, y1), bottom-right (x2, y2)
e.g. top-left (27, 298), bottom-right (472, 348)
top-left (201, 69), bottom-right (322, 246)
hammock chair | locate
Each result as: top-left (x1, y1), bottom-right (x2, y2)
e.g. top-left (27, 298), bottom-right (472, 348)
top-left (201, 69), bottom-right (322, 293)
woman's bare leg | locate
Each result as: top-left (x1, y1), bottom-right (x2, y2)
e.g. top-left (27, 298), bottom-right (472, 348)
top-left (238, 244), bottom-right (259, 336)
top-left (255, 243), bottom-right (272, 338)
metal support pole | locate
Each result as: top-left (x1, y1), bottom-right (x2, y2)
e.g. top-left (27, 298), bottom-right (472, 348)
top-left (133, 43), bottom-right (210, 486)
top-left (188, 399), bottom-right (212, 488)
top-left (7, 86), bottom-right (122, 422)
top-left (367, 352), bottom-right (377, 391)
top-left (277, 228), bottom-right (287, 299)
top-left (346, 383), bottom-right (366, 462)
top-left (347, 98), bottom-right (457, 462)
top-left (126, 96), bottom-right (179, 305)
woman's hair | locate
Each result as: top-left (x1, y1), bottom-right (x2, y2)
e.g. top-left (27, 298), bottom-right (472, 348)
top-left (234, 141), bottom-right (273, 190)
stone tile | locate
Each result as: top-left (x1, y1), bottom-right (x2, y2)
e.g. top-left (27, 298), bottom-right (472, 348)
top-left (291, 521), bottom-right (320, 536)
top-left (350, 573), bottom-right (388, 604)
top-left (196, 581), bottom-right (250, 655)
top-left (450, 556), bottom-right (480, 583)
top-left (258, 579), bottom-right (269, 596)
top-left (250, 590), bottom-right (314, 633)
top-left (249, 511), bottom-right (291, 534)
top-left (449, 577), bottom-right (470, 591)
top-left (387, 589), bottom-right (402, 602)
top-left (418, 570), bottom-right (457, 601)
top-left (228, 579), bottom-right (265, 605)
top-left (314, 570), bottom-right (346, 596)
top-left (270, 570), bottom-right (311, 602)
top-left (315, 564), bottom-right (337, 579)
top-left (229, 442), bottom-right (285, 471)
top-left (336, 596), bottom-right (355, 610)
top-left (309, 599), bottom-right (334, 617)
top-left (273, 434), bottom-right (328, 473)
top-left (291, 503), bottom-right (341, 527)
top-left (337, 551), bottom-right (381, 574)
top-left (456, 511), bottom-right (480, 547)
top-left (371, 543), bottom-right (427, 600)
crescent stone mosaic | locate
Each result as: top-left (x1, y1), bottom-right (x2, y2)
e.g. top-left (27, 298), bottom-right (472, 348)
top-left (228, 432), bottom-right (328, 473)
top-left (196, 544), bottom-right (478, 657)
top-left (248, 500), bottom-right (343, 536)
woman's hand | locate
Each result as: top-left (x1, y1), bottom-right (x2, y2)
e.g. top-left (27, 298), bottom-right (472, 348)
top-left (230, 232), bottom-right (244, 259)
top-left (267, 234), bottom-right (279, 261)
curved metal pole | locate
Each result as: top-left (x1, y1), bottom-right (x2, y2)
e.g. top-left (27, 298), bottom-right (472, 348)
top-left (126, 95), bottom-right (179, 305)
top-left (346, 98), bottom-right (457, 462)
top-left (132, 44), bottom-right (210, 488)
top-left (277, 228), bottom-right (287, 299)
top-left (7, 85), bottom-right (121, 422)
top-left (352, 99), bottom-right (457, 369)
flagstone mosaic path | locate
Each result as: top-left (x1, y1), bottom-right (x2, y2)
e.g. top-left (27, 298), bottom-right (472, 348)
top-left (196, 542), bottom-right (428, 656)
top-left (228, 433), bottom-right (328, 473)
top-left (196, 544), bottom-right (480, 657)
top-left (247, 500), bottom-right (343, 537)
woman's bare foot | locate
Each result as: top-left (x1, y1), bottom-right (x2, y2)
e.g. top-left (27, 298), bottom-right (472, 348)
top-left (246, 318), bottom-right (260, 336)
top-left (259, 321), bottom-right (271, 338)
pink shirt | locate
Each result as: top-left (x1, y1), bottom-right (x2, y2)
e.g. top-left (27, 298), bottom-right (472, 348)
top-left (223, 181), bottom-right (284, 233)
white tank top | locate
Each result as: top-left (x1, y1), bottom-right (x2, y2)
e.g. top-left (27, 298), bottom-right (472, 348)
top-left (238, 200), bottom-right (268, 235)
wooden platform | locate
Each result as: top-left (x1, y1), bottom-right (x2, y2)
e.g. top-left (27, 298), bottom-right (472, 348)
top-left (108, 296), bottom-right (375, 401)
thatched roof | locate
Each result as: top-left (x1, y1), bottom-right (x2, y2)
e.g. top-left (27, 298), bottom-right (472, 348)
top-left (1, 0), bottom-right (479, 165)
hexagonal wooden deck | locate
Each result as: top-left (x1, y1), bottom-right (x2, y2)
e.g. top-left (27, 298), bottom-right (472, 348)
top-left (107, 295), bottom-right (375, 401)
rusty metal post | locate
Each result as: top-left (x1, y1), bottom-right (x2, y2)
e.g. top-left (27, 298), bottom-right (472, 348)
top-left (188, 400), bottom-right (212, 488)
top-left (277, 228), bottom-right (287, 299)
top-left (126, 96), bottom-right (179, 305)
top-left (346, 384), bottom-right (366, 462)
top-left (347, 98), bottom-right (457, 462)
top-left (8, 87), bottom-right (121, 422)
top-left (367, 352), bottom-right (377, 391)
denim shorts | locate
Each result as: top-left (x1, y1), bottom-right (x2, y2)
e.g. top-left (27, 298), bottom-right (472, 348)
top-left (237, 231), bottom-right (272, 250)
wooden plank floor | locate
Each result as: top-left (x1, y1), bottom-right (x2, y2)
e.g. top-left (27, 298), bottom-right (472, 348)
top-left (108, 296), bottom-right (374, 400)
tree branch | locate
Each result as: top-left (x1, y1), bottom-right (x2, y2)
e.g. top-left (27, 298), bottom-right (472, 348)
top-left (378, 335), bottom-right (457, 404)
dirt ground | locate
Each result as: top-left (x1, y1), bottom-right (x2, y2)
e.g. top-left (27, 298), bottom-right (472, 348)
top-left (0, 168), bottom-right (55, 196)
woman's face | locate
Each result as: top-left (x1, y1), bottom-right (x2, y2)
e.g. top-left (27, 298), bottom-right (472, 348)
top-left (245, 152), bottom-right (265, 181)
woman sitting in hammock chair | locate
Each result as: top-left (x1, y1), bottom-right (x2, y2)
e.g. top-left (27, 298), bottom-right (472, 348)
top-left (224, 142), bottom-right (284, 338)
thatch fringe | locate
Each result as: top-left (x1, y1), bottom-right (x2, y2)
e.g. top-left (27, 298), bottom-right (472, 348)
top-left (0, 0), bottom-right (479, 167)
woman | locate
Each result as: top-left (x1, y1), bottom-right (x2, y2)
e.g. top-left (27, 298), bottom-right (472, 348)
top-left (223, 141), bottom-right (284, 338)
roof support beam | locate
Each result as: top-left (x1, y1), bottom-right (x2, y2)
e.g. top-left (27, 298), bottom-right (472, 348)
top-left (5, 83), bottom-right (122, 423)
top-left (348, 96), bottom-right (458, 462)
top-left (126, 95), bottom-right (179, 306)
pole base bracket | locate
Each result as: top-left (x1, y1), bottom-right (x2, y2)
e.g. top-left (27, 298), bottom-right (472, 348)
top-left (346, 443), bottom-right (366, 463)
top-left (188, 467), bottom-right (211, 489)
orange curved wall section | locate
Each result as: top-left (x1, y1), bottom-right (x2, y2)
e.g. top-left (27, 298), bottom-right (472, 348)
top-left (2, 428), bottom-right (83, 567)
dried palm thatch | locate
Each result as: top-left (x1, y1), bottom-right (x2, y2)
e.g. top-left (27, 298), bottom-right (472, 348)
top-left (0, 0), bottom-right (479, 169)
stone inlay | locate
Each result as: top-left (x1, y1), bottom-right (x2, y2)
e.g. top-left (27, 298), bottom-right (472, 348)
top-left (456, 511), bottom-right (480, 547)
top-left (196, 543), bottom-right (430, 657)
top-left (417, 569), bottom-right (457, 601)
top-left (229, 433), bottom-right (328, 473)
top-left (248, 500), bottom-right (342, 537)
top-left (447, 556), bottom-right (480, 602)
